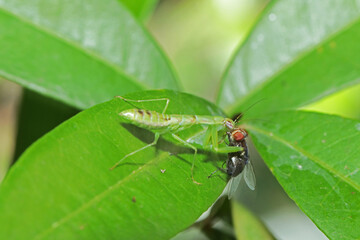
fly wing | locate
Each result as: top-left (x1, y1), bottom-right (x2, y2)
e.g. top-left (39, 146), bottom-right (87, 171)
top-left (244, 161), bottom-right (256, 190)
top-left (226, 173), bottom-right (243, 199)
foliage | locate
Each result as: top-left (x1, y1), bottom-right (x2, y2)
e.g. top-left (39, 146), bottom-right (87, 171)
top-left (0, 0), bottom-right (359, 239)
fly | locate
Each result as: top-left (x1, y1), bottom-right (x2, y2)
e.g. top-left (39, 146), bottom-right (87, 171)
top-left (225, 127), bottom-right (256, 199)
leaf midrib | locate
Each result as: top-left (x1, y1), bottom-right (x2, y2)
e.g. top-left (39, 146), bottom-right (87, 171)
top-left (34, 151), bottom-right (172, 239)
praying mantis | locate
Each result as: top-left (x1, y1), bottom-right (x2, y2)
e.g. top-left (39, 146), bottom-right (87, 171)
top-left (111, 96), bottom-right (255, 191)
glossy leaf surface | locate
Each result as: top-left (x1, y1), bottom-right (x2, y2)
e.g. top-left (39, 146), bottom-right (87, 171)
top-left (218, 0), bottom-right (360, 116)
top-left (0, 90), bottom-right (228, 240)
top-left (0, 0), bottom-right (178, 109)
top-left (12, 0), bottom-right (161, 163)
top-left (247, 110), bottom-right (360, 239)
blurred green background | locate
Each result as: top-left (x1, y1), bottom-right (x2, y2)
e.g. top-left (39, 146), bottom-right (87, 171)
top-left (1, 0), bottom-right (359, 239)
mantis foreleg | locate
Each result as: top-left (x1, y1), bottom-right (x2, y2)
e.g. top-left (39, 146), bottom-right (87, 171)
top-left (205, 126), bottom-right (243, 153)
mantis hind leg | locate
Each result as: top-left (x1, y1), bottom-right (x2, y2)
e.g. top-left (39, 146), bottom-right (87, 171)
top-left (171, 133), bottom-right (201, 185)
top-left (110, 133), bottom-right (160, 170)
top-left (115, 96), bottom-right (170, 114)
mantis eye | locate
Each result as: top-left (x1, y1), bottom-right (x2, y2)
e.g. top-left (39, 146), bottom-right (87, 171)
top-left (224, 119), bottom-right (234, 130)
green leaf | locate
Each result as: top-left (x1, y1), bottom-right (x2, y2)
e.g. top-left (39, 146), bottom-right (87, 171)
top-left (0, 90), bottom-right (228, 240)
top-left (120, 0), bottom-right (159, 21)
top-left (0, 0), bottom-right (179, 109)
top-left (13, 90), bottom-right (78, 160)
top-left (247, 110), bottom-right (360, 239)
top-left (231, 201), bottom-right (274, 240)
top-left (217, 0), bottom-right (360, 116)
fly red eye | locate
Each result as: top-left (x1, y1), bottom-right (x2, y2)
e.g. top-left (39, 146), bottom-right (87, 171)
top-left (233, 129), bottom-right (248, 141)
top-left (233, 132), bottom-right (245, 141)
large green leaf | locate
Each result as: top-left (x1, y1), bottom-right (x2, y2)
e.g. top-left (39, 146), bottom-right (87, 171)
top-left (0, 90), bottom-right (229, 240)
top-left (120, 0), bottom-right (159, 21)
top-left (12, 0), bottom-right (161, 164)
top-left (0, 0), bottom-right (179, 109)
top-left (217, 0), bottom-right (360, 116)
top-left (247, 110), bottom-right (360, 239)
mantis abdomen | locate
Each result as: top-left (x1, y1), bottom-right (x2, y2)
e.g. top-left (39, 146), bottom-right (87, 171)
top-left (119, 109), bottom-right (226, 133)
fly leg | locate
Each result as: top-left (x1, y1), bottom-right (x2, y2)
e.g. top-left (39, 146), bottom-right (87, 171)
top-left (208, 161), bottom-right (227, 178)
top-left (110, 133), bottom-right (160, 170)
top-left (171, 133), bottom-right (201, 185)
top-left (115, 96), bottom-right (170, 114)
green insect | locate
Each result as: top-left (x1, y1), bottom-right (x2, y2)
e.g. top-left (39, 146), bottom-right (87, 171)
top-left (111, 96), bottom-right (245, 184)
